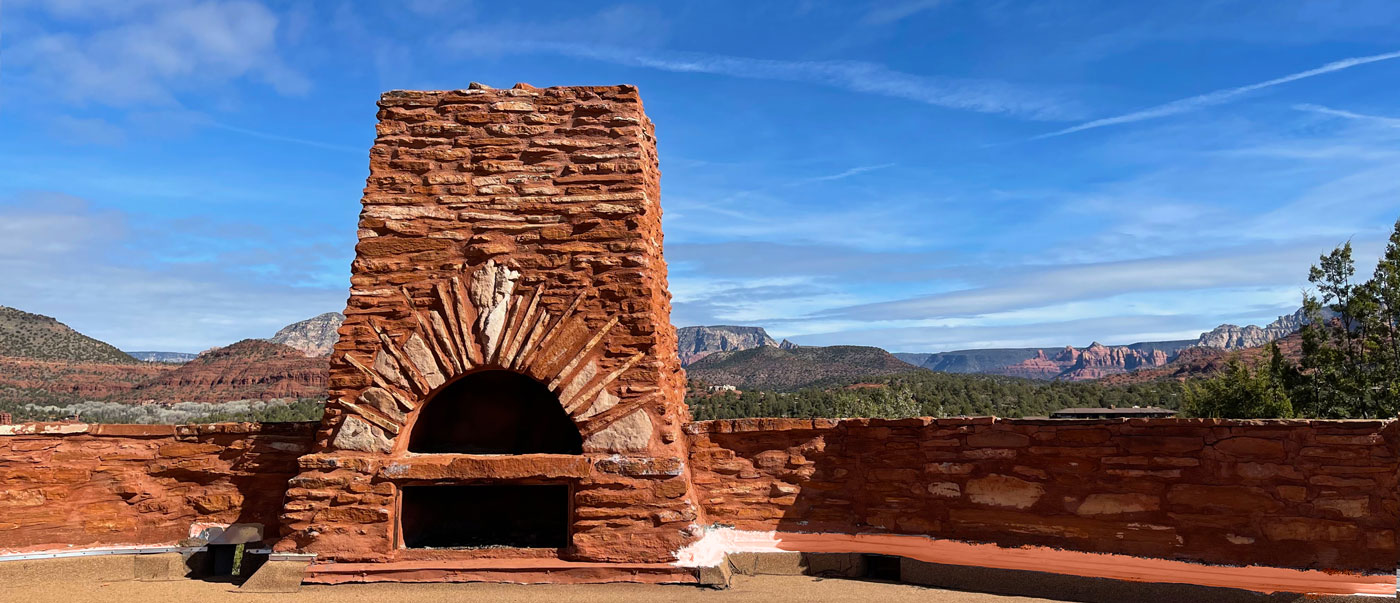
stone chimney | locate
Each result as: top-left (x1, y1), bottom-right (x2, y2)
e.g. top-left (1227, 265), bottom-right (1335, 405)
top-left (277, 85), bottom-right (699, 567)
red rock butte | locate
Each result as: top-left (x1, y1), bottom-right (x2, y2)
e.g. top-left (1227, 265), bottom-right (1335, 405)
top-left (0, 85), bottom-right (1394, 599)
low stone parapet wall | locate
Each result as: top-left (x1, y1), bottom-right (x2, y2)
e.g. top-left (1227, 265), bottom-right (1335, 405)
top-left (3, 416), bottom-right (1394, 576)
top-left (0, 422), bottom-right (316, 554)
top-left (686, 417), bottom-right (1398, 572)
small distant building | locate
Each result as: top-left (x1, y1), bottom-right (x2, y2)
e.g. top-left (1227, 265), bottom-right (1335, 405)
top-left (0, 412), bottom-right (10, 424)
top-left (1050, 406), bottom-right (1177, 419)
top-left (707, 384), bottom-right (738, 393)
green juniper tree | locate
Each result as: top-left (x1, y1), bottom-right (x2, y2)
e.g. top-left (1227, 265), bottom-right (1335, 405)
top-left (1184, 343), bottom-right (1294, 419)
top-left (1209, 216), bottom-right (1400, 419)
top-left (1367, 219), bottom-right (1400, 411)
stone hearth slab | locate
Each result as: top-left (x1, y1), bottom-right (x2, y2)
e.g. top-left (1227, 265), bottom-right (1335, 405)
top-left (304, 558), bottom-right (700, 585)
top-left (377, 454), bottom-right (592, 481)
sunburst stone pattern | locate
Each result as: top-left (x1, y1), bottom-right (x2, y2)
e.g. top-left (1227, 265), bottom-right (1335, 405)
top-left (276, 85), bottom-right (699, 566)
top-left (329, 260), bottom-right (659, 453)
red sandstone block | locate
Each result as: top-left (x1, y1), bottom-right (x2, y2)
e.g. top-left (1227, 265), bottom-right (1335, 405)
top-left (157, 442), bottom-right (222, 458)
top-left (1049, 427), bottom-right (1112, 444)
top-left (1212, 436), bottom-right (1288, 459)
top-left (1166, 484), bottom-right (1281, 512)
top-left (1263, 517), bottom-right (1359, 542)
top-left (1121, 436), bottom-right (1204, 454)
top-left (90, 424), bottom-right (177, 438)
top-left (966, 430), bottom-right (1031, 448)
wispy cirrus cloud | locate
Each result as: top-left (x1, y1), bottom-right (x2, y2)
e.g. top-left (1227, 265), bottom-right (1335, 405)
top-left (1294, 103), bottom-right (1400, 128)
top-left (1031, 49), bottom-right (1400, 139)
top-left (793, 163), bottom-right (897, 185)
top-left (862, 0), bottom-right (947, 25)
top-left (816, 243), bottom-right (1330, 321)
top-left (449, 37), bottom-right (1084, 121)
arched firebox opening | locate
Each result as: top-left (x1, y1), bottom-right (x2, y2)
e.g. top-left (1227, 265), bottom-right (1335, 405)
top-left (407, 369), bottom-right (583, 455)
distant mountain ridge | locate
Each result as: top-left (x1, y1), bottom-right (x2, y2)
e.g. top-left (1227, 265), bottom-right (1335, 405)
top-left (0, 306), bottom-right (138, 364)
top-left (677, 325), bottom-right (779, 366)
top-left (1191, 308), bottom-right (1311, 350)
top-left (267, 312), bottom-right (344, 357)
top-left (0, 306), bottom-right (335, 407)
top-left (1102, 332), bottom-right (1306, 386)
top-left (685, 345), bottom-right (919, 391)
top-left (903, 340), bottom-right (1194, 381)
top-left (113, 339), bottom-right (328, 403)
top-left (125, 351), bottom-right (199, 363)
top-left (894, 308), bottom-right (1313, 381)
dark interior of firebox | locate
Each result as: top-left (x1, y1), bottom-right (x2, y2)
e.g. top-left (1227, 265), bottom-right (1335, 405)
top-left (407, 369), bottom-right (584, 454)
top-left (400, 483), bottom-right (571, 549)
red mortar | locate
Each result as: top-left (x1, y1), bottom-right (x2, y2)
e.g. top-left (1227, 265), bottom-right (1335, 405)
top-left (275, 84), bottom-right (701, 565)
top-left (0, 422), bottom-right (314, 554)
top-left (687, 416), bottom-right (1398, 572)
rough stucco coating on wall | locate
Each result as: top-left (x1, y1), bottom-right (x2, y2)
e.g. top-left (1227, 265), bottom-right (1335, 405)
top-left (686, 417), bottom-right (1398, 572)
top-left (0, 423), bottom-right (314, 553)
top-left (276, 85), bottom-right (700, 564)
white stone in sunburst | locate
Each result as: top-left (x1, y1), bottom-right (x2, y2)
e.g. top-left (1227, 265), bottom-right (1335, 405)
top-left (580, 390), bottom-right (653, 452)
top-left (358, 387), bottom-right (407, 424)
top-left (332, 415), bottom-right (392, 453)
top-left (558, 360), bottom-right (598, 404)
top-left (470, 260), bottom-right (519, 361)
top-left (403, 333), bottom-right (445, 389)
top-left (373, 349), bottom-right (411, 391)
top-left (340, 260), bottom-right (656, 450)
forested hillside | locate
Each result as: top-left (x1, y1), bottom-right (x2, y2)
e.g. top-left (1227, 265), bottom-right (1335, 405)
top-left (687, 370), bottom-right (1185, 420)
top-left (0, 306), bottom-right (138, 364)
top-left (685, 345), bottom-right (918, 390)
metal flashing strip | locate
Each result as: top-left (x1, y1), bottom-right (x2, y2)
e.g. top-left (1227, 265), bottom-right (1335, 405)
top-left (268, 553), bottom-right (317, 562)
top-left (0, 545), bottom-right (206, 562)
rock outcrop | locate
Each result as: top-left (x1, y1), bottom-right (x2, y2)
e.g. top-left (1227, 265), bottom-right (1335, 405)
top-left (998, 349), bottom-right (1064, 379)
top-left (677, 325), bottom-right (779, 366)
top-left (114, 339), bottom-right (328, 403)
top-left (1193, 307), bottom-right (1312, 350)
top-left (990, 343), bottom-right (1171, 381)
top-left (267, 312), bottom-right (344, 357)
top-left (1056, 342), bottom-right (1169, 381)
top-left (1101, 332), bottom-right (1305, 386)
top-left (0, 356), bottom-right (178, 403)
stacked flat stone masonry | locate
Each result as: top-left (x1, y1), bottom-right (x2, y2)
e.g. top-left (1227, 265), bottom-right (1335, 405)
top-left (687, 417), bottom-right (1398, 572)
top-left (0, 422), bottom-right (314, 553)
top-left (2, 86), bottom-right (1396, 588)
top-left (276, 84), bottom-right (700, 564)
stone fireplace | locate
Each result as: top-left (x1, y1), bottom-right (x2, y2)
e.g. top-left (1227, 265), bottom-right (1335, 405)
top-left (276, 84), bottom-right (701, 575)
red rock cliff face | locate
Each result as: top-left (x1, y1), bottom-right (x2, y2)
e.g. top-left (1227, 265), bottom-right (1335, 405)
top-left (0, 356), bottom-right (177, 400)
top-left (1058, 343), bottom-right (1169, 380)
top-left (687, 417), bottom-right (1398, 573)
top-left (1102, 333), bottom-right (1306, 386)
top-left (997, 350), bottom-right (1062, 379)
top-left (0, 422), bottom-right (314, 553)
top-left (115, 339), bottom-right (329, 403)
top-left (998, 343), bottom-right (1171, 381)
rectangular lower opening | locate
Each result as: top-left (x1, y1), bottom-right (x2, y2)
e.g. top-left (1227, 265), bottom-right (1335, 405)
top-left (400, 483), bottom-right (571, 549)
top-left (863, 554), bottom-right (902, 581)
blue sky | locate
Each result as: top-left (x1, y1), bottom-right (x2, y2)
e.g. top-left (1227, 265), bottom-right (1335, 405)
top-left (2, 1), bottom-right (1399, 353)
